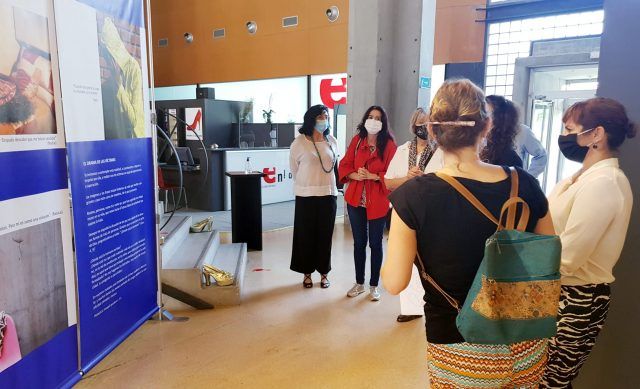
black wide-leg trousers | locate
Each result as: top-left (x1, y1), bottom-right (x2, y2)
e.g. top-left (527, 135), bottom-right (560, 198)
top-left (290, 196), bottom-right (337, 274)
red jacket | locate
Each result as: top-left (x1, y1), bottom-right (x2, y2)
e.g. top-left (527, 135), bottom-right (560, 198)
top-left (338, 135), bottom-right (397, 220)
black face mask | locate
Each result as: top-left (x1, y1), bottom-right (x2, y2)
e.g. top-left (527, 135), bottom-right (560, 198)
top-left (558, 134), bottom-right (589, 163)
top-left (415, 126), bottom-right (428, 140)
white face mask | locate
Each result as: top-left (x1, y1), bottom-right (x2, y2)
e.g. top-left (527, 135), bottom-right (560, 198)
top-left (364, 118), bottom-right (383, 135)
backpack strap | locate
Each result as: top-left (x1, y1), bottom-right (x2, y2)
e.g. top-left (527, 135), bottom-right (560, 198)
top-left (506, 167), bottom-right (519, 230)
top-left (502, 167), bottom-right (531, 232)
top-left (435, 172), bottom-right (499, 226)
top-left (414, 254), bottom-right (460, 312)
top-left (436, 167), bottom-right (530, 231)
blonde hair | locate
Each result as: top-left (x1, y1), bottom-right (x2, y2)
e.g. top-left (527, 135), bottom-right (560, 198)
top-left (428, 79), bottom-right (489, 152)
top-left (409, 107), bottom-right (428, 132)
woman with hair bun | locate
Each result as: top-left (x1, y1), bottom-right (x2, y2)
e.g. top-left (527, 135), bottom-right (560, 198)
top-left (382, 79), bottom-right (555, 388)
top-left (541, 97), bottom-right (635, 388)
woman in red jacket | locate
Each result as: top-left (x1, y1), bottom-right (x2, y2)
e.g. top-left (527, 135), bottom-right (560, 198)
top-left (338, 105), bottom-right (397, 301)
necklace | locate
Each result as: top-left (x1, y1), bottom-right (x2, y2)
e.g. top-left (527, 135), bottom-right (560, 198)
top-left (309, 136), bottom-right (336, 173)
top-left (408, 137), bottom-right (435, 171)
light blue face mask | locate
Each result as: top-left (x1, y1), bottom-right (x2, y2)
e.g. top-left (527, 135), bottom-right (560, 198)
top-left (314, 120), bottom-right (328, 133)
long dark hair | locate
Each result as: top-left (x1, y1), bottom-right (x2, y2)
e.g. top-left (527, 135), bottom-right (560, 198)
top-left (356, 105), bottom-right (394, 158)
top-left (299, 104), bottom-right (330, 136)
top-left (481, 95), bottom-right (518, 163)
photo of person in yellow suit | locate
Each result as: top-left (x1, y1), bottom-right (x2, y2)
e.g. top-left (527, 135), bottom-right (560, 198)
top-left (98, 15), bottom-right (145, 139)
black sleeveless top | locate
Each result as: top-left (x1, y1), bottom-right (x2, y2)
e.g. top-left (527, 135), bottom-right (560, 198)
top-left (389, 167), bottom-right (548, 344)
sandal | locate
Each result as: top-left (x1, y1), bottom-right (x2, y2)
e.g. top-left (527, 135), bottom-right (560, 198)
top-left (303, 274), bottom-right (313, 288)
top-left (320, 274), bottom-right (330, 289)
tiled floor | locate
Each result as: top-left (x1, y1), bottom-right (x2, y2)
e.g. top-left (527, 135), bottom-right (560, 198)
top-left (76, 222), bottom-right (429, 388)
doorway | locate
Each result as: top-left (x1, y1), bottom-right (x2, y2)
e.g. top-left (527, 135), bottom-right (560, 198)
top-left (526, 64), bottom-right (599, 193)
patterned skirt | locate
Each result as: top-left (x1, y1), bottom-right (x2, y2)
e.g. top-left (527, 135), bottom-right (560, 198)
top-left (426, 339), bottom-right (548, 389)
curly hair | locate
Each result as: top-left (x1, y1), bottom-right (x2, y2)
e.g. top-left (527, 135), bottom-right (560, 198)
top-left (481, 95), bottom-right (519, 164)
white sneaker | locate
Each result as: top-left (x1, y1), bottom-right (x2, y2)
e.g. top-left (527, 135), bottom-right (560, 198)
top-left (369, 286), bottom-right (381, 301)
top-left (347, 283), bottom-right (365, 297)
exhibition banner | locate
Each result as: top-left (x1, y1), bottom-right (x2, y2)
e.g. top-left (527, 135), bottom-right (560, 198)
top-left (55, 0), bottom-right (158, 372)
top-left (0, 0), bottom-right (80, 387)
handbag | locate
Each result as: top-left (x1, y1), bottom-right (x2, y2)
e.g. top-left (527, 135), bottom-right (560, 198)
top-left (414, 167), bottom-right (562, 344)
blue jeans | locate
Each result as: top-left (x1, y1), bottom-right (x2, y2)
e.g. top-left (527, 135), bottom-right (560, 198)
top-left (347, 205), bottom-right (386, 286)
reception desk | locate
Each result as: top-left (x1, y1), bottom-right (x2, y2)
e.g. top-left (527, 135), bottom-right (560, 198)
top-left (160, 147), bottom-right (294, 211)
top-left (222, 148), bottom-right (293, 210)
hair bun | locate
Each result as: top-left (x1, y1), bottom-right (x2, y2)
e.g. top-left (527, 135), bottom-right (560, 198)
top-left (627, 122), bottom-right (637, 139)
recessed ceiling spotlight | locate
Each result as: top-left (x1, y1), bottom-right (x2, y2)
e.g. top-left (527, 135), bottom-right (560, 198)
top-left (183, 32), bottom-right (194, 43)
top-left (326, 6), bottom-right (339, 22)
top-left (246, 21), bottom-right (258, 34)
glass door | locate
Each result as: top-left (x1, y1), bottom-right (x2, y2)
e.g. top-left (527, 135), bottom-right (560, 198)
top-left (527, 65), bottom-right (599, 193)
top-left (530, 99), bottom-right (553, 190)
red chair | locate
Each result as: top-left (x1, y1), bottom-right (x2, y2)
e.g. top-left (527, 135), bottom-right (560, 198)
top-left (158, 167), bottom-right (188, 212)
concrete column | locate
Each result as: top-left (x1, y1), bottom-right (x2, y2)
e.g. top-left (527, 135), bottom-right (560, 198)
top-left (573, 1), bottom-right (640, 387)
top-left (347, 0), bottom-right (437, 144)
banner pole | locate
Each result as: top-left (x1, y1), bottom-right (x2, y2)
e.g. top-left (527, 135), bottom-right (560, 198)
top-left (144, 0), bottom-right (163, 320)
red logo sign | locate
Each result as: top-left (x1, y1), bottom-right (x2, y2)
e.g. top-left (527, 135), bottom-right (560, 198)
top-left (319, 77), bottom-right (347, 109)
top-left (262, 167), bottom-right (293, 184)
top-left (263, 167), bottom-right (276, 184)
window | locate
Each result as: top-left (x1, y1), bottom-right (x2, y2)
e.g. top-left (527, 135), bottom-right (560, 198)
top-left (484, 10), bottom-right (604, 98)
top-left (154, 77), bottom-right (308, 124)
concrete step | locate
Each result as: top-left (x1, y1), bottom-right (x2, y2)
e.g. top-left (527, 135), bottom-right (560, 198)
top-left (164, 230), bottom-right (220, 270)
top-left (159, 215), bottom-right (191, 263)
top-left (161, 241), bottom-right (247, 307)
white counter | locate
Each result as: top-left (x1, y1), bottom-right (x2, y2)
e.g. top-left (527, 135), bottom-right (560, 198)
top-left (223, 148), bottom-right (294, 210)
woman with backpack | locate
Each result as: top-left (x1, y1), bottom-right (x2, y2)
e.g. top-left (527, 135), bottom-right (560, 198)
top-left (338, 105), bottom-right (397, 302)
top-left (381, 79), bottom-right (555, 388)
top-left (541, 98), bottom-right (635, 388)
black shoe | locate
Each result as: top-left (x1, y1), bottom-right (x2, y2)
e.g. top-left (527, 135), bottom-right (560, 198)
top-left (396, 315), bottom-right (422, 323)
top-left (303, 274), bottom-right (313, 288)
top-left (320, 274), bottom-right (330, 289)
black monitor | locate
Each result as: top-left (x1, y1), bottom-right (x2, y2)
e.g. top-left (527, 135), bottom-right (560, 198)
top-left (176, 147), bottom-right (195, 166)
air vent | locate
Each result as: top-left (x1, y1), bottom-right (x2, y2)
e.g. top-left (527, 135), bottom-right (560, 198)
top-left (213, 28), bottom-right (225, 39)
top-left (158, 38), bottom-right (168, 47)
top-left (282, 16), bottom-right (298, 28)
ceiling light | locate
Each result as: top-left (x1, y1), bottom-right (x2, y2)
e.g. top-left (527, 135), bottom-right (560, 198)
top-left (326, 6), bottom-right (339, 22)
top-left (183, 32), bottom-right (193, 44)
top-left (246, 21), bottom-right (257, 34)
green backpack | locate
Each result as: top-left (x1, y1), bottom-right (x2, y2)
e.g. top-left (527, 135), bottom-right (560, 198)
top-left (416, 167), bottom-right (562, 344)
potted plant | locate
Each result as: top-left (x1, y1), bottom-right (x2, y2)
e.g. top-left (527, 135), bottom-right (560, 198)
top-left (262, 94), bottom-right (275, 123)
top-left (240, 98), bottom-right (254, 123)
